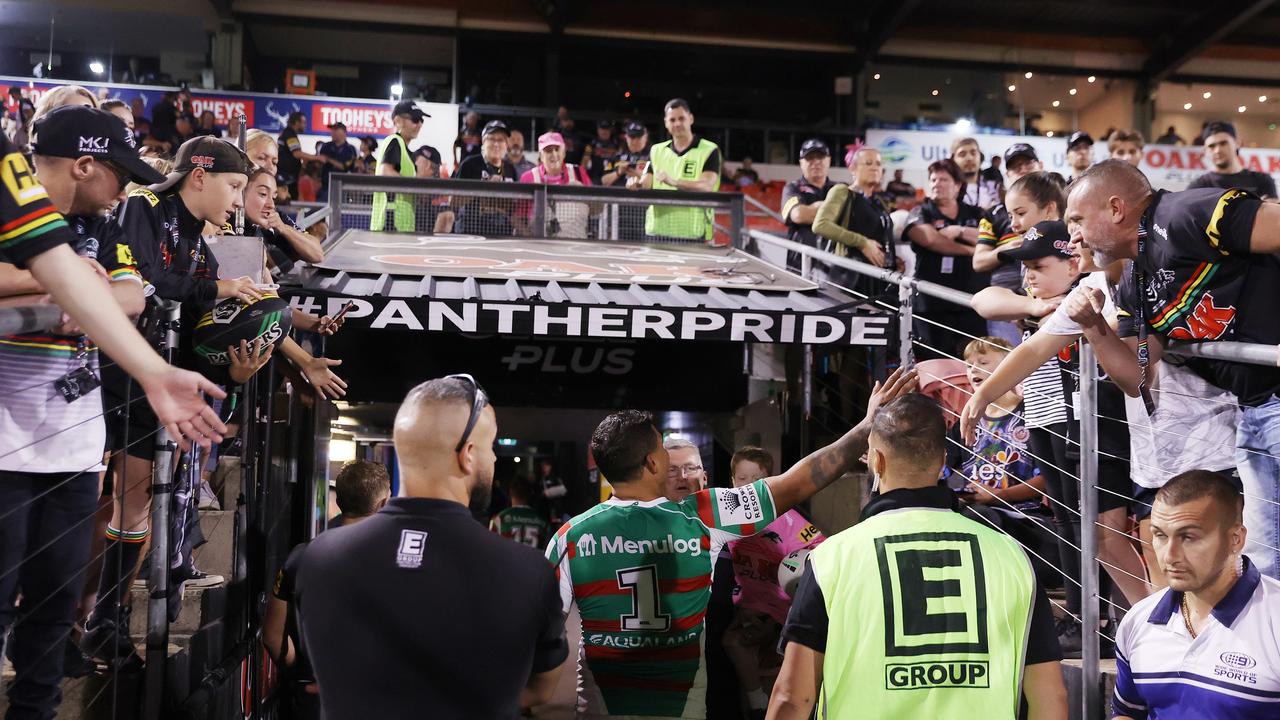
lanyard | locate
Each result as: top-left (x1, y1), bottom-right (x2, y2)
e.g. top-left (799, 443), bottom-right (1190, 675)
top-left (1133, 213), bottom-right (1157, 416)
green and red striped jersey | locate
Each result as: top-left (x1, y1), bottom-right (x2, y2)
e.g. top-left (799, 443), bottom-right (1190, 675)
top-left (489, 505), bottom-right (549, 548)
top-left (545, 480), bottom-right (777, 718)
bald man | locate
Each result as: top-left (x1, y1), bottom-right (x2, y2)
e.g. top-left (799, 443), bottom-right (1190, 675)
top-left (295, 376), bottom-right (567, 719)
top-left (1063, 159), bottom-right (1280, 578)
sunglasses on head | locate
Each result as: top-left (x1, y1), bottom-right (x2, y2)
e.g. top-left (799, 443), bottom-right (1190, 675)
top-left (445, 373), bottom-right (489, 453)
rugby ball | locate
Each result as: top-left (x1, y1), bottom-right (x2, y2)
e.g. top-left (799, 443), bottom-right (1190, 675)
top-left (191, 292), bottom-right (292, 383)
top-left (778, 547), bottom-right (811, 598)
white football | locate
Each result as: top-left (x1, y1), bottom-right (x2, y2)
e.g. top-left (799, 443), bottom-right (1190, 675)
top-left (777, 548), bottom-right (811, 597)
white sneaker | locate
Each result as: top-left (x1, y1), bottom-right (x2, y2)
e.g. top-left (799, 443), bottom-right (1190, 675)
top-left (197, 479), bottom-right (220, 511)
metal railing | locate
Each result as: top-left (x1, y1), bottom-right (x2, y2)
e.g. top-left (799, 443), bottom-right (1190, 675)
top-left (746, 227), bottom-right (1279, 719)
top-left (327, 173), bottom-right (746, 246)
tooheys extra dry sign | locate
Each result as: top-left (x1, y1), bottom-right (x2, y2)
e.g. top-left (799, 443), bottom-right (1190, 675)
top-left (286, 294), bottom-right (891, 346)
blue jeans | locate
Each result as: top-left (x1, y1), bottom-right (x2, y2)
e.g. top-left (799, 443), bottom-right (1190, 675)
top-left (1238, 395), bottom-right (1280, 579)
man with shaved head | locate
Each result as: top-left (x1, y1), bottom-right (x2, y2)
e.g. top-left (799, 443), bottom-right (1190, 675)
top-left (295, 375), bottom-right (568, 718)
top-left (1063, 159), bottom-right (1280, 579)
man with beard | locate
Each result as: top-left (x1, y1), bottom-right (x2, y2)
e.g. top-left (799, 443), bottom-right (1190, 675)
top-left (296, 375), bottom-right (567, 718)
top-left (950, 137), bottom-right (1001, 210)
top-left (1188, 121), bottom-right (1276, 199)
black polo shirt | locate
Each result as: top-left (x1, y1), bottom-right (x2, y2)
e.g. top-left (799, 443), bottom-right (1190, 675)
top-left (278, 127), bottom-right (303, 182)
top-left (1115, 187), bottom-right (1280, 406)
top-left (781, 176), bottom-right (838, 249)
top-left (1187, 169), bottom-right (1277, 199)
top-left (904, 199), bottom-right (988, 310)
top-left (453, 155), bottom-right (519, 182)
top-left (295, 497), bottom-right (568, 720)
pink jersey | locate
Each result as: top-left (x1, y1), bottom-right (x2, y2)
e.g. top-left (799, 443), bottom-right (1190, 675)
top-left (727, 509), bottom-right (824, 623)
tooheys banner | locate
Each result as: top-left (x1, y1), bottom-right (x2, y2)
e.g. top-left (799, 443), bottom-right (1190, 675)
top-left (866, 128), bottom-right (1280, 192)
top-left (0, 75), bottom-right (458, 167)
top-left (284, 294), bottom-right (892, 346)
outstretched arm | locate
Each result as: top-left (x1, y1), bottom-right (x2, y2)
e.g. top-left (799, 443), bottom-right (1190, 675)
top-left (765, 367), bottom-right (917, 511)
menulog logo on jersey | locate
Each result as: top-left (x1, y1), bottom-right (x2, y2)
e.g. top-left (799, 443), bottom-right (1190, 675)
top-left (575, 532), bottom-right (702, 558)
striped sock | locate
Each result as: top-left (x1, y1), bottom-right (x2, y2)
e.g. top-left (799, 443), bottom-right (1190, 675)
top-left (93, 526), bottom-right (149, 618)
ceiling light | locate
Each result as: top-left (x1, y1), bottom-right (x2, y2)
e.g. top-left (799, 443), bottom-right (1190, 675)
top-left (1239, 105), bottom-right (1248, 113)
top-left (88, 61), bottom-right (104, 75)
top-left (1260, 95), bottom-right (1268, 103)
top-left (390, 83), bottom-right (403, 96)
top-left (1046, 131), bottom-right (1055, 137)
top-left (873, 73), bottom-right (881, 80)
top-left (1024, 72), bottom-right (1033, 79)
top-left (1052, 100), bottom-right (1061, 107)
top-left (1008, 84), bottom-right (1016, 92)
top-left (1184, 102), bottom-right (1193, 110)
top-left (1087, 76), bottom-right (1096, 83)
top-left (931, 89), bottom-right (939, 96)
top-left (1069, 88), bottom-right (1078, 95)
top-left (955, 118), bottom-right (972, 131)
top-left (1203, 91), bottom-right (1212, 99)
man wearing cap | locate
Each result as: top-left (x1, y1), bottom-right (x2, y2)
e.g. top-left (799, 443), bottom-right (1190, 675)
top-left (0, 104), bottom-right (163, 712)
top-left (780, 138), bottom-right (838, 273)
top-left (1065, 131), bottom-right (1095, 184)
top-left (584, 119), bottom-right (621, 185)
top-left (278, 112), bottom-right (327, 201)
top-left (452, 120), bottom-right (520, 235)
top-left (973, 143), bottom-right (1056, 344)
top-left (454, 120), bottom-right (518, 183)
top-left (1188, 121), bottom-right (1277, 199)
top-left (371, 100), bottom-right (428, 234)
top-left (635, 99), bottom-right (722, 243)
top-left (601, 122), bottom-right (651, 240)
top-left (317, 121), bottom-right (358, 201)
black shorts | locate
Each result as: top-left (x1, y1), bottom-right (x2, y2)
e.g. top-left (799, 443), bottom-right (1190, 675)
top-left (1097, 455), bottom-right (1132, 514)
top-left (101, 361), bottom-right (158, 462)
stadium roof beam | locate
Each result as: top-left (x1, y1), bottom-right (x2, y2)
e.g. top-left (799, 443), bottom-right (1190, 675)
top-left (1141, 0), bottom-right (1277, 83)
top-left (853, 0), bottom-right (924, 71)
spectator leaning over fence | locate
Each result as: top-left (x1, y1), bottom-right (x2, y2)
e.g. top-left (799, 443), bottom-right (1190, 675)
top-left (635, 98), bottom-right (722, 243)
top-left (973, 144), bottom-right (1060, 346)
top-left (769, 394), bottom-right (1066, 720)
top-left (317, 121), bottom-right (358, 200)
top-left (1065, 131), bottom-right (1095, 185)
top-left (812, 145), bottom-right (896, 294)
top-left (264, 460), bottom-right (391, 720)
top-left (0, 105), bottom-right (167, 716)
top-left (951, 137), bottom-right (1001, 210)
top-left (904, 158), bottom-right (988, 360)
top-left (1108, 129), bottom-right (1145, 168)
top-left (297, 376), bottom-right (568, 718)
top-left (779, 138), bottom-right (837, 274)
top-left (278, 111), bottom-right (327, 201)
top-left (1112, 470), bottom-right (1280, 720)
top-left (1187, 120), bottom-right (1277, 199)
top-left (371, 100), bottom-right (428, 234)
top-left (1063, 159), bottom-right (1280, 579)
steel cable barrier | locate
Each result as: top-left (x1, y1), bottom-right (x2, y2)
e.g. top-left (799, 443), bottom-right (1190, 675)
top-left (748, 227), bottom-right (1280, 719)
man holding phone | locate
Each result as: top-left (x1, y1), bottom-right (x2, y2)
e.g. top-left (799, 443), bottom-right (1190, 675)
top-left (602, 121), bottom-right (651, 240)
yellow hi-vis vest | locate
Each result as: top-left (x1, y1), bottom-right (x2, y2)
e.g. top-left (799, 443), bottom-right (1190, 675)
top-left (370, 133), bottom-right (414, 233)
top-left (644, 138), bottom-right (717, 241)
top-left (807, 505), bottom-right (1035, 719)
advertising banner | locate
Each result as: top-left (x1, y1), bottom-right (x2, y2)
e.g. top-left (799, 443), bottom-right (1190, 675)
top-left (866, 128), bottom-right (1280, 192)
top-left (1, 75), bottom-right (459, 171)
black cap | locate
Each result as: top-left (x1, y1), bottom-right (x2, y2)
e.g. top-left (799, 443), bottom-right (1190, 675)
top-left (150, 136), bottom-right (254, 193)
top-left (596, 118), bottom-right (614, 129)
top-left (31, 105), bottom-right (166, 185)
top-left (482, 119), bottom-right (510, 138)
top-left (1003, 143), bottom-right (1038, 164)
top-left (798, 138), bottom-right (831, 159)
top-left (997, 220), bottom-right (1074, 262)
top-left (327, 121), bottom-right (347, 131)
top-left (624, 121), bottom-right (647, 137)
top-left (392, 100), bottom-right (427, 122)
top-left (1204, 121), bottom-right (1238, 140)
top-left (1067, 131), bottom-right (1094, 150)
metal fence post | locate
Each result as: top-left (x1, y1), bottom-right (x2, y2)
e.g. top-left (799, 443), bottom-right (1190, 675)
top-left (532, 184), bottom-right (548, 237)
top-left (143, 300), bottom-right (180, 720)
top-left (729, 194), bottom-right (745, 249)
top-left (898, 280), bottom-right (914, 369)
top-left (1079, 343), bottom-right (1102, 719)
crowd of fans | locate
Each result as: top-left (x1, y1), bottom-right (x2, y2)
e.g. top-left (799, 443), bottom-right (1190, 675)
top-left (3, 77), bottom-right (1279, 720)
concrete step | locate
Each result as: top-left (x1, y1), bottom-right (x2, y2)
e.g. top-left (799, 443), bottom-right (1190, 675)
top-left (128, 583), bottom-right (227, 638)
top-left (191, 509), bottom-right (236, 581)
top-left (209, 455), bottom-right (242, 509)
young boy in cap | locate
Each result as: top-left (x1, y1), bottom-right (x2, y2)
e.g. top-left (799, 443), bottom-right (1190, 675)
top-left (0, 104), bottom-right (170, 710)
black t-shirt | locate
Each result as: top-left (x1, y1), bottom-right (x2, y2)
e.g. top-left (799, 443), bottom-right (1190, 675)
top-left (455, 126), bottom-right (482, 164)
top-left (453, 154), bottom-right (519, 182)
top-left (295, 497), bottom-right (568, 720)
top-left (318, 140), bottom-right (358, 190)
top-left (278, 128), bottom-right (303, 181)
top-left (904, 199), bottom-right (988, 308)
top-left (1187, 169), bottom-right (1277, 199)
top-left (0, 135), bottom-right (75, 268)
top-left (979, 204), bottom-right (1023, 291)
top-left (271, 542), bottom-right (314, 684)
top-left (781, 176), bottom-right (838, 247)
top-left (379, 136), bottom-right (409, 173)
top-left (1115, 187), bottom-right (1280, 406)
top-left (780, 486), bottom-right (1061, 666)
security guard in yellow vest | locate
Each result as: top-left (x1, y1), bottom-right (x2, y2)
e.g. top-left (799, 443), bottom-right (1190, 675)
top-left (371, 100), bottom-right (428, 233)
top-left (769, 394), bottom-right (1066, 720)
top-left (637, 98), bottom-right (721, 242)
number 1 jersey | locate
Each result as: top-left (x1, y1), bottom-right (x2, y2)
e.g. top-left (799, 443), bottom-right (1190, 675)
top-left (545, 480), bottom-right (778, 718)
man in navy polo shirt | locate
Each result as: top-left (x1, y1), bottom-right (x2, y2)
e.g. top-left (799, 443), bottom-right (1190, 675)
top-left (1113, 470), bottom-right (1280, 719)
